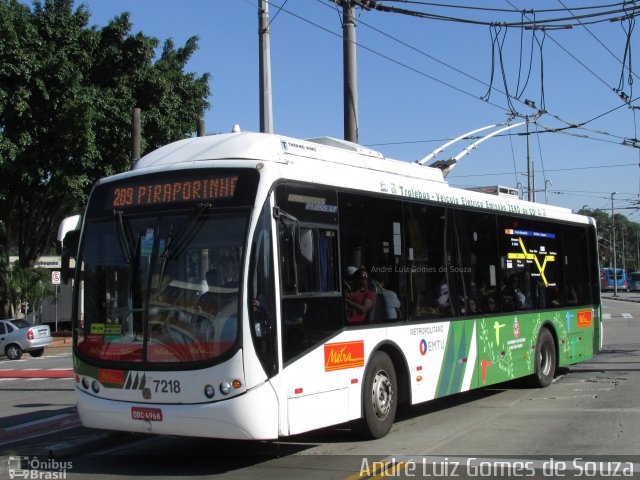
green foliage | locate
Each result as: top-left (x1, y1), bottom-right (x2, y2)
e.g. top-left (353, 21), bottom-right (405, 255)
top-left (8, 263), bottom-right (52, 321)
top-left (0, 0), bottom-right (210, 267)
top-left (580, 207), bottom-right (640, 273)
top-left (0, 0), bottom-right (210, 317)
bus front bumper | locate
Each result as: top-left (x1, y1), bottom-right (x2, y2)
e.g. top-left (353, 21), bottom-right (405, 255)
top-left (76, 381), bottom-right (279, 440)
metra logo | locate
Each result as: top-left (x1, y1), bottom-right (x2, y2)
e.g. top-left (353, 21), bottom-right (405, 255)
top-left (419, 338), bottom-right (445, 356)
top-left (324, 341), bottom-right (365, 371)
top-left (123, 371), bottom-right (147, 390)
top-left (98, 368), bottom-right (124, 386)
top-left (578, 310), bottom-right (593, 328)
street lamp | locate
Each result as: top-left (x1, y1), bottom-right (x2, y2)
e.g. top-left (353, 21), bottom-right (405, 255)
top-left (612, 192), bottom-right (618, 297)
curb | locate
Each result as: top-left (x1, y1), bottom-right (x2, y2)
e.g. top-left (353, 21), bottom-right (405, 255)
top-left (0, 369), bottom-right (73, 379)
top-left (602, 294), bottom-right (640, 304)
top-left (49, 337), bottom-right (72, 348)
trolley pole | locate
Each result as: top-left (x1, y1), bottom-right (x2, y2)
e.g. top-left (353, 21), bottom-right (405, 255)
top-left (612, 192), bottom-right (618, 297)
top-left (258, 0), bottom-right (273, 134)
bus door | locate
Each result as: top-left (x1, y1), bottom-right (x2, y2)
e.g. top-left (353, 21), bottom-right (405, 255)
top-left (272, 183), bottom-right (349, 435)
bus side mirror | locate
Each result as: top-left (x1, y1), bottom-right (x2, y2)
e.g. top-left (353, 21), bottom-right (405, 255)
top-left (61, 230), bottom-right (80, 284)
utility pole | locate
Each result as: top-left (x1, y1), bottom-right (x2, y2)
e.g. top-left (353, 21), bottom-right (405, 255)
top-left (526, 118), bottom-right (533, 201)
top-left (636, 229), bottom-right (639, 272)
top-left (131, 107), bottom-right (141, 166)
top-left (341, 1), bottom-right (359, 143)
top-left (612, 192), bottom-right (618, 297)
top-left (259, 0), bottom-right (273, 133)
top-left (622, 223), bottom-right (626, 276)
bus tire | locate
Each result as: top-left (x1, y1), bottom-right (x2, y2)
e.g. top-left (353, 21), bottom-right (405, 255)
top-left (530, 328), bottom-right (556, 388)
top-left (358, 351), bottom-right (397, 439)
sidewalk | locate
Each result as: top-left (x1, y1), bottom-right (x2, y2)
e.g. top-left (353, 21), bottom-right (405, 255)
top-left (601, 291), bottom-right (640, 303)
top-left (49, 335), bottom-right (72, 348)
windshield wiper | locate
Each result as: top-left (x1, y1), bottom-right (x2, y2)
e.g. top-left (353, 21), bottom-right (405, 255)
top-left (113, 210), bottom-right (135, 263)
top-left (157, 203), bottom-right (211, 288)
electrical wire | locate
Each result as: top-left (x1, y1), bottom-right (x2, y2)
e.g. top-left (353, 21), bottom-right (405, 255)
top-left (274, 0), bottom-right (513, 112)
top-left (372, 1), bottom-right (640, 29)
top-left (378, 1), bottom-right (631, 15)
top-left (533, 122), bottom-right (547, 185)
top-left (557, 0), bottom-right (640, 85)
top-left (503, 0), bottom-right (615, 93)
top-left (448, 162), bottom-right (638, 178)
top-left (275, 2), bottom-right (639, 156)
top-left (318, 1), bottom-right (640, 145)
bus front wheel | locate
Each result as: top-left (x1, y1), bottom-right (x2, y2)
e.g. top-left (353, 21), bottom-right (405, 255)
top-left (358, 351), bottom-right (397, 439)
top-left (530, 328), bottom-right (556, 388)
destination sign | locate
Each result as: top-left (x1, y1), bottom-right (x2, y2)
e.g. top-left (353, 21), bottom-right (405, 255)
top-left (110, 175), bottom-right (239, 208)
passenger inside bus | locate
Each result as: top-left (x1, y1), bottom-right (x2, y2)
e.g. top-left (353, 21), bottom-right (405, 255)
top-left (379, 280), bottom-right (401, 321)
top-left (344, 268), bottom-right (376, 324)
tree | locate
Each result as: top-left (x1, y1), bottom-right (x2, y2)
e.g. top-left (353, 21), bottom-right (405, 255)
top-left (8, 263), bottom-right (51, 322)
top-left (581, 207), bottom-right (640, 273)
top-left (0, 0), bottom-right (210, 316)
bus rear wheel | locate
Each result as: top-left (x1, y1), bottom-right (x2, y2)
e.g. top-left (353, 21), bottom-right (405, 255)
top-left (358, 351), bottom-right (397, 439)
top-left (530, 328), bottom-right (556, 388)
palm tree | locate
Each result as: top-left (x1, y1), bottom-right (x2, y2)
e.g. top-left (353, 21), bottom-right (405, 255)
top-left (8, 264), bottom-right (52, 322)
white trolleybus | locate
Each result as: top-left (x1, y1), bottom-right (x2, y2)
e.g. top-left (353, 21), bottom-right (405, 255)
top-left (61, 131), bottom-right (601, 440)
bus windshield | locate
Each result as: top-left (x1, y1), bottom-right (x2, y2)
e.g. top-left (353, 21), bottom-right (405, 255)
top-left (77, 209), bottom-right (249, 365)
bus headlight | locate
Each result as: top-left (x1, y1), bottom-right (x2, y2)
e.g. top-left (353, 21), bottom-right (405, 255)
top-left (91, 380), bottom-right (101, 393)
top-left (204, 384), bottom-right (215, 399)
top-left (82, 377), bottom-right (90, 390)
top-left (220, 381), bottom-right (231, 395)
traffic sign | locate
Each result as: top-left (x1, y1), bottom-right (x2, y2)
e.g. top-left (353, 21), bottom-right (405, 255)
top-left (51, 270), bottom-right (61, 285)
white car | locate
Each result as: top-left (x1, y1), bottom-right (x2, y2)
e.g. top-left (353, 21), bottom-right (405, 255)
top-left (0, 318), bottom-right (52, 360)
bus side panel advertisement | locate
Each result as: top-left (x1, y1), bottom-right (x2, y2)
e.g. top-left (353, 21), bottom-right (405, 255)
top-left (324, 341), bottom-right (365, 372)
top-left (474, 309), bottom-right (596, 388)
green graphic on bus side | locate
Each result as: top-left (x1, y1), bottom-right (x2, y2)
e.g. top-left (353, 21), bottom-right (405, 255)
top-left (472, 308), bottom-right (597, 388)
top-left (436, 320), bottom-right (474, 397)
top-left (430, 307), bottom-right (598, 394)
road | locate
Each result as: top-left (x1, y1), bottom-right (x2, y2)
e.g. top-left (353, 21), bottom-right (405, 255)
top-left (0, 296), bottom-right (639, 479)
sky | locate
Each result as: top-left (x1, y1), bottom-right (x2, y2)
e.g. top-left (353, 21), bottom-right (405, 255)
top-left (68, 0), bottom-right (640, 217)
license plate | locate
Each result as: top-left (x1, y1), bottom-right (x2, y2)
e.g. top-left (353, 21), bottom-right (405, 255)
top-left (131, 406), bottom-right (163, 422)
top-left (38, 330), bottom-right (48, 337)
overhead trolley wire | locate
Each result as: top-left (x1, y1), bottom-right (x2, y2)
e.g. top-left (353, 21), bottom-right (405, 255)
top-left (557, 0), bottom-right (640, 85)
top-left (371, 1), bottom-right (640, 28)
top-left (285, 1), bottom-right (637, 151)
top-left (377, 1), bottom-right (632, 15)
top-left (448, 162), bottom-right (639, 179)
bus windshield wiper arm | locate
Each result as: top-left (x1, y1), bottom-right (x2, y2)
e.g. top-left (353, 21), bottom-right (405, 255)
top-left (157, 203), bottom-right (211, 287)
top-left (113, 210), bottom-right (135, 263)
